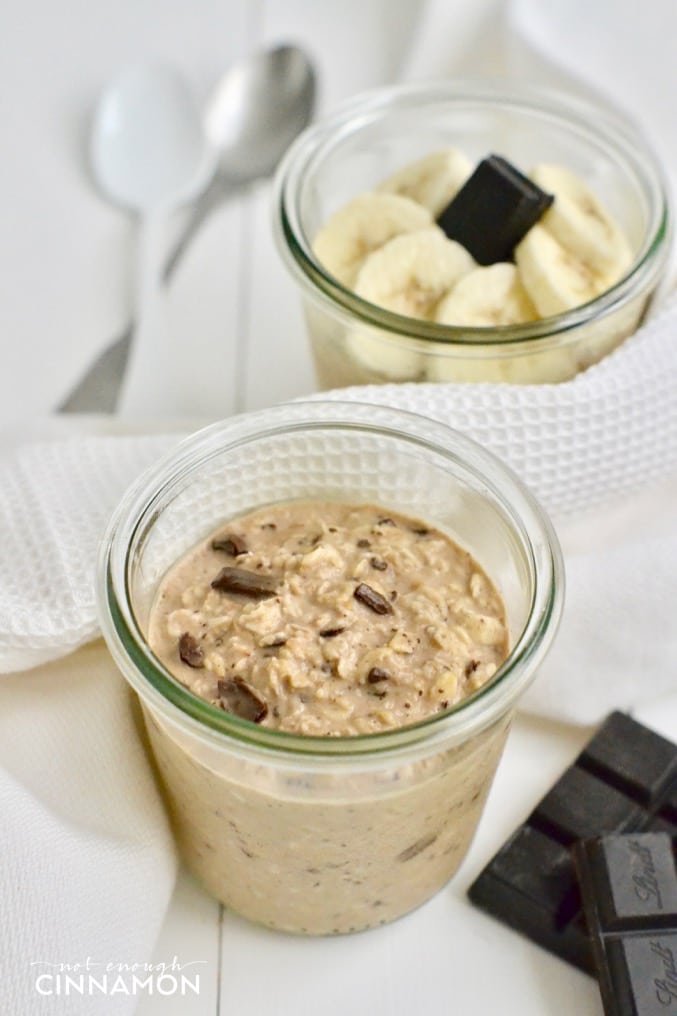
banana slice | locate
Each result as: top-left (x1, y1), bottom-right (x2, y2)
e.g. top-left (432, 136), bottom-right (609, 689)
top-left (312, 192), bottom-right (432, 288)
top-left (530, 163), bottom-right (634, 279)
top-left (354, 228), bottom-right (476, 319)
top-left (377, 148), bottom-right (473, 217)
top-left (345, 228), bottom-right (474, 380)
top-left (435, 263), bottom-right (537, 327)
top-left (515, 224), bottom-right (613, 317)
top-left (345, 322), bottom-right (424, 380)
top-left (425, 340), bottom-right (576, 384)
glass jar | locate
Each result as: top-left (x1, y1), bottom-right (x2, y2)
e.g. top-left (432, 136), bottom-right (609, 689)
top-left (97, 401), bottom-right (564, 934)
top-left (273, 80), bottom-right (671, 386)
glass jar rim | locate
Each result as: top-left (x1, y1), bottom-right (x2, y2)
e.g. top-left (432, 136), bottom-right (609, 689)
top-left (97, 401), bottom-right (564, 763)
top-left (273, 78), bottom-right (671, 349)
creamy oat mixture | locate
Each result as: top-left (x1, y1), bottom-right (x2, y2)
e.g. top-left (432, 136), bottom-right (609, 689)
top-left (148, 500), bottom-right (508, 736)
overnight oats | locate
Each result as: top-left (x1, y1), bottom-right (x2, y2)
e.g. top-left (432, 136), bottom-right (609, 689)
top-left (97, 402), bottom-right (564, 933)
top-left (148, 502), bottom-right (508, 735)
top-left (274, 81), bottom-right (670, 385)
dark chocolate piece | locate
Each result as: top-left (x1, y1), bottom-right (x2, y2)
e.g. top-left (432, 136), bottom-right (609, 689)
top-left (211, 566), bottom-right (277, 599)
top-left (398, 833), bottom-right (438, 863)
top-left (211, 532), bottom-right (248, 556)
top-left (319, 626), bottom-right (346, 638)
top-left (579, 711), bottom-right (677, 807)
top-left (178, 632), bottom-right (204, 668)
top-left (367, 667), bottom-right (390, 684)
top-left (530, 766), bottom-right (644, 846)
top-left (356, 538), bottom-right (371, 548)
top-left (353, 582), bottom-right (393, 615)
top-left (468, 712), bottom-right (677, 973)
top-left (217, 677), bottom-right (268, 723)
top-left (436, 154), bottom-right (553, 265)
top-left (573, 833), bottom-right (677, 1016)
top-left (370, 557), bottom-right (388, 571)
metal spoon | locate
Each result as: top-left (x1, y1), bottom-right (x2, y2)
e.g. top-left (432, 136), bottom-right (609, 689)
top-left (88, 64), bottom-right (216, 418)
top-left (59, 46), bottom-right (316, 415)
top-left (164, 44), bottom-right (316, 280)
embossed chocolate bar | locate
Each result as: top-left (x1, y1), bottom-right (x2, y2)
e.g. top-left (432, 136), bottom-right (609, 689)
top-left (573, 833), bottom-right (677, 1015)
top-left (467, 712), bottom-right (677, 972)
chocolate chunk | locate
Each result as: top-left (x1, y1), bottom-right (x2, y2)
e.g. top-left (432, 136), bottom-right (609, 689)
top-left (370, 557), bottom-right (388, 571)
top-left (367, 667), bottom-right (390, 684)
top-left (468, 712), bottom-right (677, 972)
top-left (530, 766), bottom-right (644, 847)
top-left (573, 833), bottom-right (677, 1016)
top-left (376, 516), bottom-right (395, 526)
top-left (211, 533), bottom-right (247, 556)
top-left (398, 833), bottom-right (438, 862)
top-left (437, 154), bottom-right (553, 265)
top-left (356, 538), bottom-right (371, 548)
top-left (411, 527), bottom-right (430, 536)
top-left (354, 582), bottom-right (394, 615)
top-left (178, 632), bottom-right (204, 668)
top-left (217, 677), bottom-right (268, 723)
top-left (470, 825), bottom-right (590, 969)
top-left (211, 566), bottom-right (277, 599)
top-left (579, 711), bottom-right (677, 807)
top-left (319, 626), bottom-right (346, 638)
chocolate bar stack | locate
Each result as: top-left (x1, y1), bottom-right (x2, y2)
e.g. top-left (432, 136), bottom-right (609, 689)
top-left (468, 712), bottom-right (677, 1014)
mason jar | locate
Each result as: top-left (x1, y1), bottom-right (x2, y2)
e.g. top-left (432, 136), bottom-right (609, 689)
top-left (273, 80), bottom-right (670, 386)
top-left (97, 401), bottom-right (564, 933)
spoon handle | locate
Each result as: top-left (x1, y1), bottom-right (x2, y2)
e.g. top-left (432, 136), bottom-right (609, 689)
top-left (162, 175), bottom-right (231, 283)
top-left (116, 214), bottom-right (181, 417)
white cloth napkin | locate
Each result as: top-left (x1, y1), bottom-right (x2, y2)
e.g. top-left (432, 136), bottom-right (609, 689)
top-left (0, 433), bottom-right (180, 1016)
top-left (0, 643), bottom-right (178, 1016)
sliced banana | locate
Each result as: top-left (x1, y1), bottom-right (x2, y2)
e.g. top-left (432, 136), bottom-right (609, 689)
top-left (425, 341), bottom-right (576, 384)
top-left (354, 228), bottom-right (476, 320)
top-left (312, 192), bottom-right (432, 288)
top-left (530, 163), bottom-right (634, 279)
top-left (435, 263), bottom-right (537, 327)
top-left (377, 148), bottom-right (473, 217)
top-left (515, 224), bottom-right (611, 317)
top-left (345, 323), bottom-right (424, 380)
top-left (345, 228), bottom-right (474, 380)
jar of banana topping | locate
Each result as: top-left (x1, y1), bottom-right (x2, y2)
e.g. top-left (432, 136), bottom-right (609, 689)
top-left (273, 80), bottom-right (671, 386)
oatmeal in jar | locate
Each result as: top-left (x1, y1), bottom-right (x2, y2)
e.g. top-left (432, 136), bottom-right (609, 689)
top-left (149, 500), bottom-right (508, 735)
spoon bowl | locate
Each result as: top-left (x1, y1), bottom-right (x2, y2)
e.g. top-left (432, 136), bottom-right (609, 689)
top-left (163, 44), bottom-right (316, 279)
top-left (91, 64), bottom-right (216, 213)
top-left (205, 44), bottom-right (316, 182)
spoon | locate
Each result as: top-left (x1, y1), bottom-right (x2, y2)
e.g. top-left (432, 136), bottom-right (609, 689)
top-left (163, 44), bottom-right (316, 280)
top-left (59, 46), bottom-right (316, 415)
top-left (83, 64), bottom-right (216, 417)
